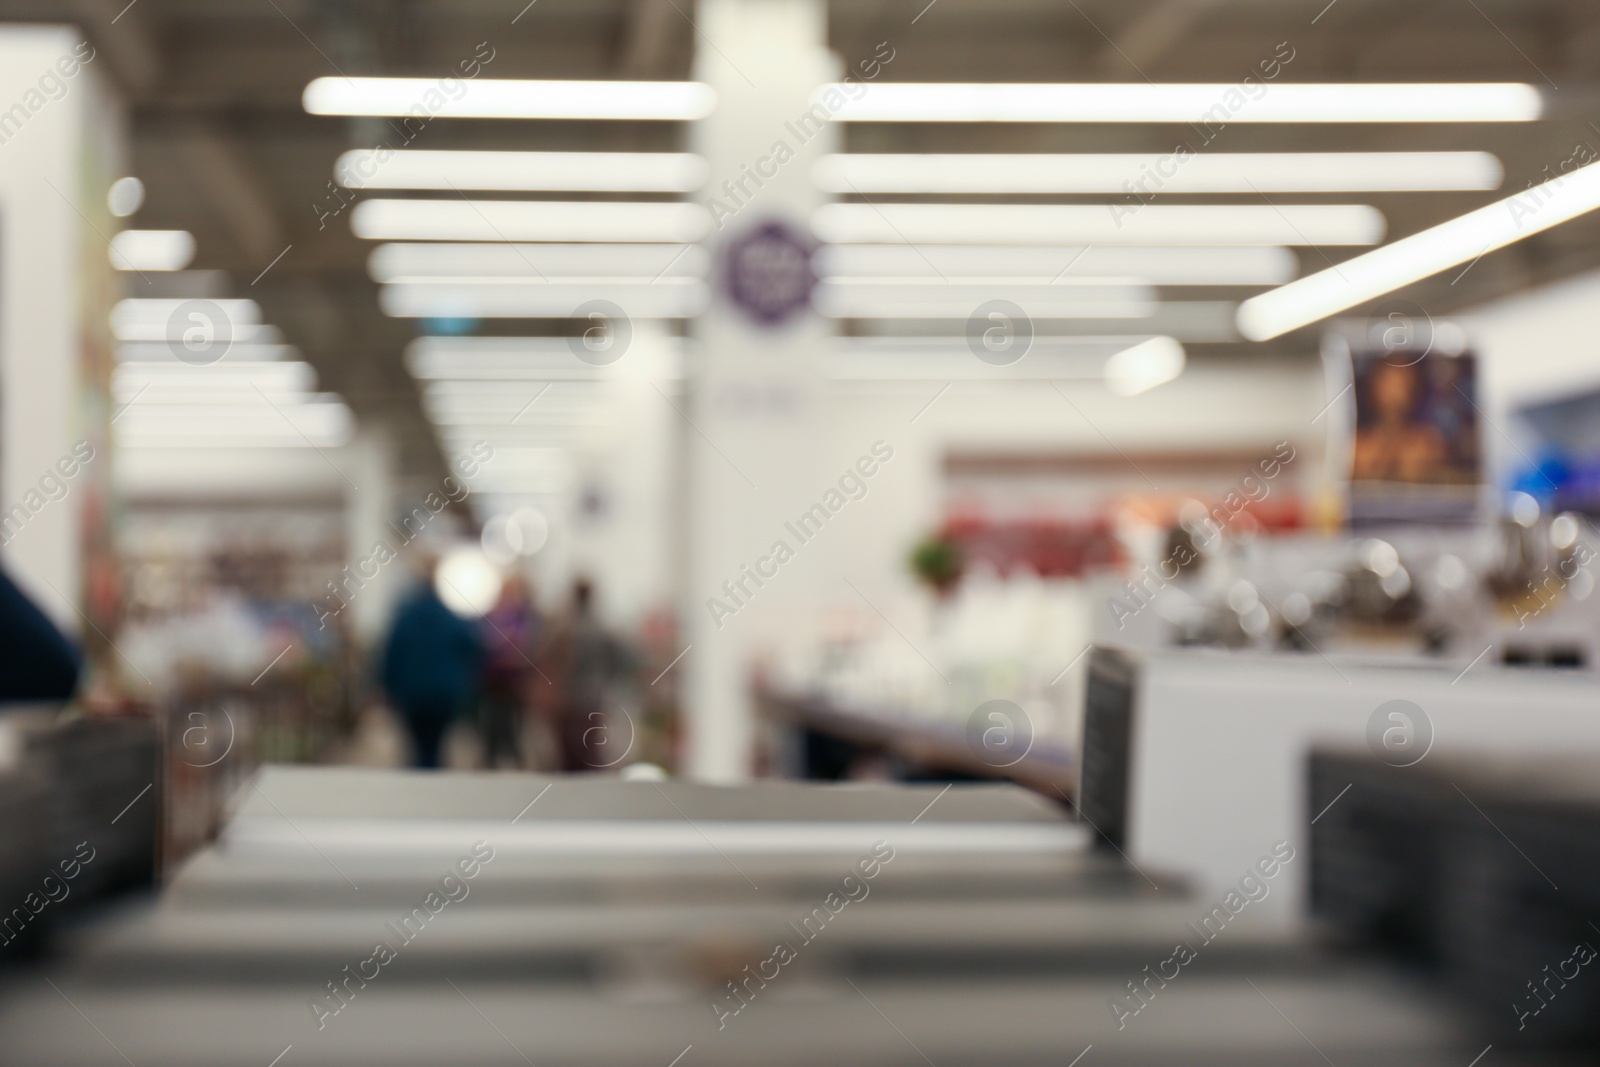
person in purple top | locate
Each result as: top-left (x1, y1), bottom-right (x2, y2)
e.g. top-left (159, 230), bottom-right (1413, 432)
top-left (477, 573), bottom-right (540, 769)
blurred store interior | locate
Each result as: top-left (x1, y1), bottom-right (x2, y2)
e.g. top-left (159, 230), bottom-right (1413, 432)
top-left (3, 0), bottom-right (1600, 1063)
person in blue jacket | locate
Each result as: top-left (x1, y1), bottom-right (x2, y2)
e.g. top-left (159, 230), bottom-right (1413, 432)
top-left (380, 565), bottom-right (484, 769)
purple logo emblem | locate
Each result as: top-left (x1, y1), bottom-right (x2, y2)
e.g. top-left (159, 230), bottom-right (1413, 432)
top-left (721, 220), bottom-right (816, 326)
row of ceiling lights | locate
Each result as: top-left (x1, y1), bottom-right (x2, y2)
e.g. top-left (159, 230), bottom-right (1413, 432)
top-left (104, 167), bottom-right (353, 452)
top-left (296, 74), bottom-right (1572, 491)
top-left (310, 76), bottom-right (1600, 341)
top-left (109, 287), bottom-right (353, 450)
top-left (104, 77), bottom-right (1584, 467)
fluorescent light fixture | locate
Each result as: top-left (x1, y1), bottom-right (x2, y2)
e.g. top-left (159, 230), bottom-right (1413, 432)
top-left (116, 340), bottom-right (293, 360)
top-left (113, 361), bottom-right (318, 401)
top-left (441, 435), bottom-right (585, 454)
top-left (464, 485), bottom-right (567, 501)
top-left (815, 152), bottom-right (1504, 195)
top-left (380, 281), bottom-right (707, 319)
top-left (351, 200), bottom-right (710, 243)
top-left (827, 336), bottom-right (1173, 380)
top-left (406, 336), bottom-right (687, 380)
top-left (425, 409), bottom-right (609, 428)
top-left (438, 415), bottom-right (597, 430)
top-left (425, 381), bottom-right (604, 407)
top-left (859, 302), bottom-right (1240, 341)
top-left (370, 243), bottom-right (709, 283)
top-left (812, 204), bottom-right (1385, 246)
top-left (814, 281), bottom-right (1156, 319)
top-left (441, 433), bottom-right (586, 453)
top-left (819, 244), bottom-right (1292, 286)
top-left (110, 230), bottom-right (196, 271)
top-left (303, 78), bottom-right (716, 120)
top-left (1237, 157), bottom-right (1600, 341)
top-left (438, 447), bottom-right (571, 473)
top-left (426, 398), bottom-right (602, 417)
top-left (114, 400), bottom-right (354, 447)
top-left (816, 245), bottom-right (1296, 286)
top-left (824, 83), bottom-right (1543, 123)
top-left (111, 298), bottom-right (262, 332)
top-left (336, 150), bottom-right (710, 192)
top-left (1104, 337), bottom-right (1186, 395)
top-left (114, 360), bottom-right (313, 382)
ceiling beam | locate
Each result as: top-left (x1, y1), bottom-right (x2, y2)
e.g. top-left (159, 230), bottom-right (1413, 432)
top-left (70, 0), bottom-right (162, 100)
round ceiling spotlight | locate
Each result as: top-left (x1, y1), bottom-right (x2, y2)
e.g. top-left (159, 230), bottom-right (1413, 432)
top-left (108, 176), bottom-right (145, 218)
top-left (509, 507), bottom-right (550, 555)
top-left (435, 545), bottom-right (503, 618)
top-left (480, 507), bottom-right (550, 566)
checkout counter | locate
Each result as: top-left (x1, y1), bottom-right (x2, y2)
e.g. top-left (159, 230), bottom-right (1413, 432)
top-left (2, 760), bottom-right (1586, 1065)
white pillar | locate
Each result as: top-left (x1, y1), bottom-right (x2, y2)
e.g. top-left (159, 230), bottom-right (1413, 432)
top-left (684, 0), bottom-right (837, 781)
top-left (0, 27), bottom-right (120, 637)
top-left (344, 424), bottom-right (399, 647)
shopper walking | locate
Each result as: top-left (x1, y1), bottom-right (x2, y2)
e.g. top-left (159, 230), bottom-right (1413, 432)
top-left (545, 578), bottom-right (633, 771)
top-left (478, 573), bottom-right (540, 769)
top-left (380, 563), bottom-right (483, 769)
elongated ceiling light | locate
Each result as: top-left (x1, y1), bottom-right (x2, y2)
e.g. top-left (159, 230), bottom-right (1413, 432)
top-left (814, 281), bottom-right (1155, 320)
top-left (1104, 337), bottom-right (1186, 395)
top-left (115, 401), bottom-right (354, 447)
top-left (826, 336), bottom-right (1182, 383)
top-left (1237, 159), bottom-right (1600, 340)
top-left (351, 200), bottom-right (710, 243)
top-left (379, 281), bottom-right (707, 319)
top-left (336, 150), bottom-right (710, 192)
top-left (113, 361), bottom-right (317, 400)
top-left (405, 336), bottom-right (687, 381)
top-left (304, 78), bottom-right (716, 120)
top-left (816, 245), bottom-right (1296, 285)
top-left (815, 152), bottom-right (1504, 195)
top-left (825, 83), bottom-right (1543, 123)
top-left (813, 203), bottom-right (1384, 246)
top-left (369, 243), bottom-right (709, 282)
top-left (110, 230), bottom-right (196, 271)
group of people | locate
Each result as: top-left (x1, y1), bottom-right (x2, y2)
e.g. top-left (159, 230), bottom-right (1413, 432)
top-left (379, 565), bottom-right (630, 771)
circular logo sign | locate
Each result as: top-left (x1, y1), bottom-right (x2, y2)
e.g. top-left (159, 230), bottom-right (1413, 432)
top-left (722, 220), bottom-right (815, 326)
